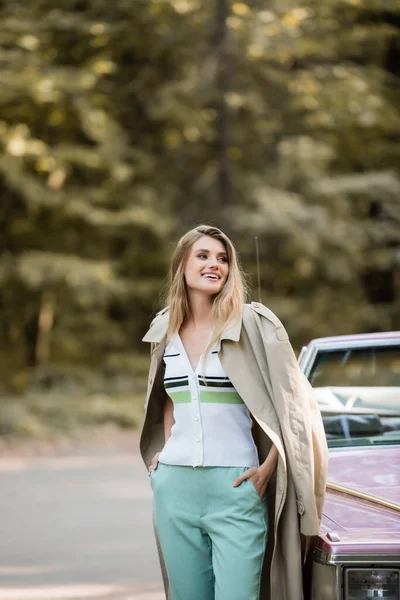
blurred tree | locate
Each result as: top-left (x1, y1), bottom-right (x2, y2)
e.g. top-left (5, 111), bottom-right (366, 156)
top-left (0, 0), bottom-right (399, 393)
top-left (225, 0), bottom-right (400, 338)
top-left (0, 0), bottom-right (172, 390)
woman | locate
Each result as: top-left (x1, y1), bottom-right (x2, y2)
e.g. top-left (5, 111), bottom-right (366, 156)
top-left (140, 225), bottom-right (328, 600)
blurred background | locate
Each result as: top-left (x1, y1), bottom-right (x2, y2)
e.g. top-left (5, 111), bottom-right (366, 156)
top-left (1, 0), bottom-right (400, 440)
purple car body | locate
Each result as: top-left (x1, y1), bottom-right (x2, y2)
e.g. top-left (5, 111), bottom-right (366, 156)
top-left (298, 332), bottom-right (400, 600)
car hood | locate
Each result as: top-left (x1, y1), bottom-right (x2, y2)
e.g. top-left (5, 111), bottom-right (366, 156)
top-left (327, 446), bottom-right (400, 506)
top-left (319, 446), bottom-right (400, 554)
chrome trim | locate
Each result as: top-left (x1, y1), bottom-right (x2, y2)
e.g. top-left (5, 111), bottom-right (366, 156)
top-left (335, 565), bottom-right (342, 600)
top-left (300, 345), bottom-right (319, 378)
top-left (297, 345), bottom-right (308, 364)
top-left (314, 548), bottom-right (400, 566)
top-left (326, 481), bottom-right (400, 513)
top-left (322, 407), bottom-right (400, 416)
top-left (313, 338), bottom-right (400, 350)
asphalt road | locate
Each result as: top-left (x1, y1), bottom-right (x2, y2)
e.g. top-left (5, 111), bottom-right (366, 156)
top-left (0, 433), bottom-right (164, 600)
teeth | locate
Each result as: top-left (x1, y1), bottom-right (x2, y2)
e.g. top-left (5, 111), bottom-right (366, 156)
top-left (203, 274), bottom-right (218, 279)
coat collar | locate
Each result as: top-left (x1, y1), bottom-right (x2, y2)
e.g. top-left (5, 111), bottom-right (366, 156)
top-left (142, 307), bottom-right (242, 344)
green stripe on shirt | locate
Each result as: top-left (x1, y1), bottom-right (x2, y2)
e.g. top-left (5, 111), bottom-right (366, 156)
top-left (200, 390), bottom-right (244, 405)
top-left (168, 390), bottom-right (192, 404)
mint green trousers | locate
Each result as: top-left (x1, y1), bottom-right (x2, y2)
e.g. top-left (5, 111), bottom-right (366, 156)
top-left (150, 463), bottom-right (268, 600)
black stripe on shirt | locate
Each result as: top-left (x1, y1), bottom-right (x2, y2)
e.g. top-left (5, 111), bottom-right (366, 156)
top-left (165, 379), bottom-right (189, 390)
top-left (198, 379), bottom-right (234, 388)
top-left (198, 376), bottom-right (230, 381)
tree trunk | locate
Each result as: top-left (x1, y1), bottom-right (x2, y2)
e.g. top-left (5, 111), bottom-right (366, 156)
top-left (215, 0), bottom-right (231, 215)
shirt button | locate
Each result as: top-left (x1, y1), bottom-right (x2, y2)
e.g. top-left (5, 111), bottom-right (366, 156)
top-left (193, 395), bottom-right (198, 401)
top-left (194, 415), bottom-right (199, 421)
top-left (196, 436), bottom-right (201, 442)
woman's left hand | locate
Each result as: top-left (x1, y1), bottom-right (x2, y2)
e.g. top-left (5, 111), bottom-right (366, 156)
top-left (232, 465), bottom-right (273, 500)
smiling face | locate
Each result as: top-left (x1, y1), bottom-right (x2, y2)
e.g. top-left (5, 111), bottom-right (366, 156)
top-left (184, 235), bottom-right (229, 297)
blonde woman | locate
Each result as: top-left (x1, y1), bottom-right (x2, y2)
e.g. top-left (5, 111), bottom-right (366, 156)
top-left (140, 225), bottom-right (328, 600)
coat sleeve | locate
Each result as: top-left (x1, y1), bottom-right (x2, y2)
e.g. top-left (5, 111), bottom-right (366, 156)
top-left (255, 311), bottom-right (328, 535)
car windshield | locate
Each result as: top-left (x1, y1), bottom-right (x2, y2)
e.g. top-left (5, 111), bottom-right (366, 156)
top-left (309, 344), bottom-right (400, 448)
top-left (309, 345), bottom-right (400, 387)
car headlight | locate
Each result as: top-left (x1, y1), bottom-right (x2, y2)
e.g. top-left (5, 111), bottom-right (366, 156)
top-left (345, 568), bottom-right (399, 599)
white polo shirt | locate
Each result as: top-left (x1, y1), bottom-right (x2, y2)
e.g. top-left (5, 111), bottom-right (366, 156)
top-left (158, 333), bottom-right (259, 468)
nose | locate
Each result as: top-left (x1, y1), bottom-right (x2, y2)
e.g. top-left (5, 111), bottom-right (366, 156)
top-left (208, 258), bottom-right (219, 269)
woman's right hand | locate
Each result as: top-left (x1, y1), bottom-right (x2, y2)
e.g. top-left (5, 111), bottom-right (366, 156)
top-left (148, 452), bottom-right (160, 475)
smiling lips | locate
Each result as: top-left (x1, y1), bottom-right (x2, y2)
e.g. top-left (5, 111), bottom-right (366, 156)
top-left (202, 273), bottom-right (220, 280)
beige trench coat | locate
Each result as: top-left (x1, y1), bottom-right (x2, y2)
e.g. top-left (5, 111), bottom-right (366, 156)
top-left (140, 302), bottom-right (328, 600)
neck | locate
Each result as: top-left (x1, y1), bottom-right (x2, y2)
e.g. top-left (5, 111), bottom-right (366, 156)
top-left (186, 292), bottom-right (214, 330)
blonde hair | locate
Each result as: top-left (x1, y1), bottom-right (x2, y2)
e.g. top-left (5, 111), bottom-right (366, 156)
top-left (166, 225), bottom-right (248, 358)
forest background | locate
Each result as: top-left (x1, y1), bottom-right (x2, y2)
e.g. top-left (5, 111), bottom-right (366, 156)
top-left (1, 0), bottom-right (400, 439)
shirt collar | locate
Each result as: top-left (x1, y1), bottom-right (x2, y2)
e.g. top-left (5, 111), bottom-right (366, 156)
top-left (142, 308), bottom-right (242, 344)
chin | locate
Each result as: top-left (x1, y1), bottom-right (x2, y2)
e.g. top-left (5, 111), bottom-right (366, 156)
top-left (188, 285), bottom-right (221, 296)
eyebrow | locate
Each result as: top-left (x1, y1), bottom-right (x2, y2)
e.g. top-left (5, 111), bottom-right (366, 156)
top-left (195, 248), bottom-right (228, 256)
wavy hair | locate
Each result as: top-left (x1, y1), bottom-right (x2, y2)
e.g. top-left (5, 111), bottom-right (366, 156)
top-left (166, 225), bottom-right (248, 357)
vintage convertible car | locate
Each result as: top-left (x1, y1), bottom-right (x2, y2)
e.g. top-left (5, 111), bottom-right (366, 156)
top-left (298, 332), bottom-right (400, 600)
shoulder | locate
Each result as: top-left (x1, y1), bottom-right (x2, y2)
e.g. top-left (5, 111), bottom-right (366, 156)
top-left (243, 302), bottom-right (289, 341)
top-left (153, 306), bottom-right (169, 322)
top-left (142, 306), bottom-right (169, 343)
top-left (148, 306), bottom-right (169, 326)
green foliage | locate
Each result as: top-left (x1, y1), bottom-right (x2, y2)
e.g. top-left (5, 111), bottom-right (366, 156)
top-left (0, 0), bottom-right (399, 400)
top-left (0, 392), bottom-right (144, 437)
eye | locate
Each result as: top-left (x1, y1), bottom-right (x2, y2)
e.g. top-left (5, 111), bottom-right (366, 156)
top-left (218, 256), bottom-right (228, 263)
top-left (197, 253), bottom-right (207, 259)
